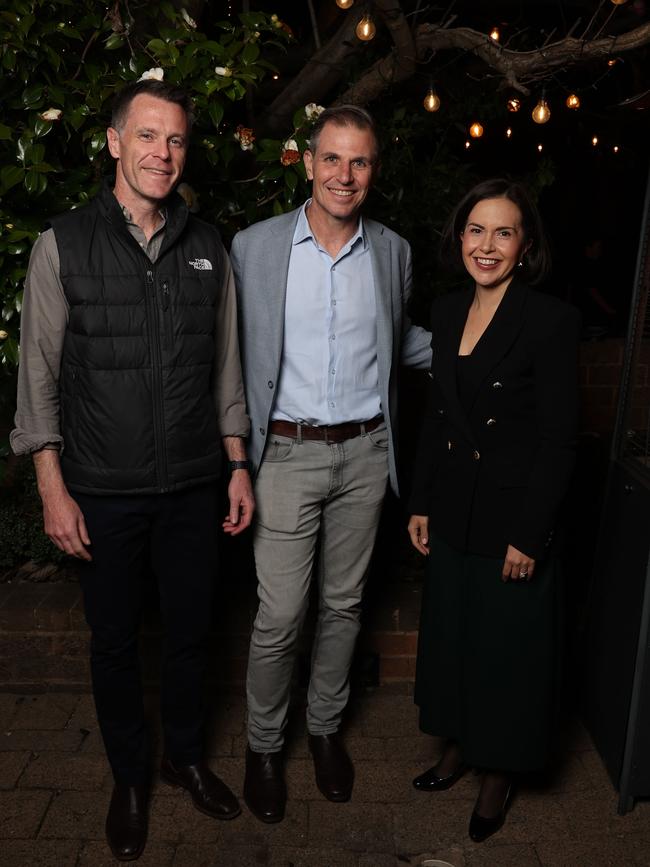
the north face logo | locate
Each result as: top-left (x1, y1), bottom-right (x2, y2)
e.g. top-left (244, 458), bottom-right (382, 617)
top-left (189, 258), bottom-right (213, 270)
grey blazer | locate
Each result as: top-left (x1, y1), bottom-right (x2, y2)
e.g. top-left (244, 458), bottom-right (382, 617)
top-left (230, 207), bottom-right (431, 495)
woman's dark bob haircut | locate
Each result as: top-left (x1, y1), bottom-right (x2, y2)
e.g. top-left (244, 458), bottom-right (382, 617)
top-left (439, 178), bottom-right (552, 286)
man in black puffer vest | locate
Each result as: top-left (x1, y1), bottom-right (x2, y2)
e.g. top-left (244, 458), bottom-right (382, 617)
top-left (12, 80), bottom-right (255, 861)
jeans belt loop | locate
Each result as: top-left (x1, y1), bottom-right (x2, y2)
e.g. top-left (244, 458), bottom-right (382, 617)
top-left (360, 421), bottom-right (367, 436)
top-left (296, 422), bottom-right (303, 445)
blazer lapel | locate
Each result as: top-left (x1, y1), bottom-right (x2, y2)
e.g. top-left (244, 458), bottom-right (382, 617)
top-left (261, 210), bottom-right (301, 372)
top-left (365, 220), bottom-right (393, 381)
top-left (462, 276), bottom-right (529, 409)
top-left (435, 288), bottom-right (476, 445)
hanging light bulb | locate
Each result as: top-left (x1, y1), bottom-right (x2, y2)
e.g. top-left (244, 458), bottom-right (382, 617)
top-left (490, 26), bottom-right (500, 41)
top-left (566, 93), bottom-right (580, 109)
top-left (506, 127), bottom-right (512, 138)
top-left (469, 122), bottom-right (483, 138)
top-left (464, 140), bottom-right (471, 149)
top-left (356, 13), bottom-right (376, 41)
top-left (336, 0), bottom-right (355, 8)
top-left (592, 135), bottom-right (599, 146)
top-left (423, 87), bottom-right (441, 112)
top-left (537, 144), bottom-right (543, 152)
top-left (613, 145), bottom-right (620, 153)
top-left (507, 97), bottom-right (521, 113)
top-left (532, 97), bottom-right (551, 124)
top-left (607, 58), bottom-right (618, 67)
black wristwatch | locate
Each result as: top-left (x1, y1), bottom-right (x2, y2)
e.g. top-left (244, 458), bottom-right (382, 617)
top-left (228, 460), bottom-right (250, 473)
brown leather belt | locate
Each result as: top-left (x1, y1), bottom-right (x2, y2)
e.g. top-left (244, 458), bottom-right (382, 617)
top-left (268, 416), bottom-right (383, 443)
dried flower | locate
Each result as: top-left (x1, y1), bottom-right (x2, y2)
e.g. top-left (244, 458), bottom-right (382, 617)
top-left (0, 331), bottom-right (8, 340)
top-left (138, 68), bottom-right (164, 82)
top-left (281, 138), bottom-right (300, 165)
top-left (215, 66), bottom-right (233, 77)
top-left (181, 8), bottom-right (197, 29)
top-left (177, 182), bottom-right (199, 213)
top-left (40, 107), bottom-right (62, 121)
top-left (234, 125), bottom-right (255, 151)
top-left (305, 103), bottom-right (325, 120)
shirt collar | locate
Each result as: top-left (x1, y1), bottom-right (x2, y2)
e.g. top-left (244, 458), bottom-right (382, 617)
top-left (119, 203), bottom-right (167, 234)
top-left (293, 199), bottom-right (367, 253)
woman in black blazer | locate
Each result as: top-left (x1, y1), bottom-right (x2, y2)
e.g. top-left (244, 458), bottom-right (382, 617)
top-left (408, 179), bottom-right (580, 842)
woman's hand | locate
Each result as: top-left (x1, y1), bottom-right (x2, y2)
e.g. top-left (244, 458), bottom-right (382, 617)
top-left (408, 515), bottom-right (430, 555)
top-left (502, 544), bottom-right (535, 582)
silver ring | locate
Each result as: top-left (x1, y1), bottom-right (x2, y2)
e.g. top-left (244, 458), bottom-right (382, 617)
top-left (519, 570), bottom-right (528, 578)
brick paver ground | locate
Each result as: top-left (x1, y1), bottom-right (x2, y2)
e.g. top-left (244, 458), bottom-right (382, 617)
top-left (1, 688), bottom-right (649, 867)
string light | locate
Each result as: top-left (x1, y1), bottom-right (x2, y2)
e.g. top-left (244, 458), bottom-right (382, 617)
top-left (613, 145), bottom-right (620, 153)
top-left (469, 122), bottom-right (483, 138)
top-left (507, 97), bottom-right (521, 113)
top-left (506, 127), bottom-right (512, 138)
top-left (532, 97), bottom-right (551, 124)
top-left (423, 87), bottom-right (441, 112)
top-left (592, 135), bottom-right (599, 146)
top-left (465, 140), bottom-right (471, 149)
top-left (272, 73), bottom-right (280, 80)
top-left (490, 26), bottom-right (500, 41)
top-left (355, 13), bottom-right (376, 41)
top-left (336, 0), bottom-right (355, 8)
top-left (537, 144), bottom-right (543, 152)
top-left (566, 93), bottom-right (580, 109)
top-left (607, 58), bottom-right (618, 66)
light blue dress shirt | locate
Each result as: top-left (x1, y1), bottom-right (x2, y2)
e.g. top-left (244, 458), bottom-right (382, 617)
top-left (272, 201), bottom-right (381, 426)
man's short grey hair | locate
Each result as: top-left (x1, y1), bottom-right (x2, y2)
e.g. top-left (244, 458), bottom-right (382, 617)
top-left (308, 105), bottom-right (379, 159)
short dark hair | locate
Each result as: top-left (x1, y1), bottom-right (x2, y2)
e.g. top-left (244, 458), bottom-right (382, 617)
top-left (439, 178), bottom-right (551, 285)
top-left (308, 104), bottom-right (379, 160)
top-left (111, 80), bottom-right (195, 132)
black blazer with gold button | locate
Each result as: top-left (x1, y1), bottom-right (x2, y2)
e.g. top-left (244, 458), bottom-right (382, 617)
top-left (409, 276), bottom-right (581, 560)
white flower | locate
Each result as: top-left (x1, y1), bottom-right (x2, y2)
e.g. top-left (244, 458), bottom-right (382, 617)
top-left (215, 66), bottom-right (233, 77)
top-left (0, 330), bottom-right (8, 340)
top-left (40, 107), bottom-right (62, 121)
top-left (181, 8), bottom-right (197, 28)
top-left (283, 138), bottom-right (299, 153)
top-left (271, 14), bottom-right (278, 22)
top-left (305, 103), bottom-right (325, 120)
top-left (138, 67), bottom-right (164, 82)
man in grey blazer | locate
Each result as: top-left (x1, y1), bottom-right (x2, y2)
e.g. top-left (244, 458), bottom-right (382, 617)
top-left (230, 106), bottom-right (431, 823)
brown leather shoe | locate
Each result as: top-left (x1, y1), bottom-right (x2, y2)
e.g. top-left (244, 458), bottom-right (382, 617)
top-left (105, 784), bottom-right (149, 861)
top-left (308, 733), bottom-right (354, 802)
top-left (243, 746), bottom-right (286, 823)
top-left (160, 758), bottom-right (240, 820)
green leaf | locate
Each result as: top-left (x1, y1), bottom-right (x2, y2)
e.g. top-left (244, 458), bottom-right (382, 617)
top-left (284, 169), bottom-right (298, 193)
top-left (293, 107), bottom-right (307, 129)
top-left (24, 169), bottom-right (40, 193)
top-left (0, 166), bottom-right (24, 193)
top-left (21, 84), bottom-right (43, 108)
top-left (33, 118), bottom-right (52, 139)
top-left (273, 199), bottom-right (284, 216)
top-left (105, 32), bottom-right (124, 50)
top-left (208, 101), bottom-right (224, 129)
top-left (147, 38), bottom-right (168, 55)
top-left (0, 124), bottom-right (12, 141)
top-left (242, 42), bottom-right (260, 65)
top-left (88, 130), bottom-right (106, 156)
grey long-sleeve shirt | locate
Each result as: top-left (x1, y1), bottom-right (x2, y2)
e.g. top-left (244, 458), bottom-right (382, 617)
top-left (11, 212), bottom-right (249, 456)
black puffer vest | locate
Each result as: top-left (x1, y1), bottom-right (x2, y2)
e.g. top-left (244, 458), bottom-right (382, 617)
top-left (49, 183), bottom-right (225, 495)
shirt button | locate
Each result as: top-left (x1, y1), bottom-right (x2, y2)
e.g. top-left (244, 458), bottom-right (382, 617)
top-left (332, 300), bottom-right (337, 306)
top-left (330, 335), bottom-right (336, 341)
top-left (329, 401), bottom-right (335, 408)
top-left (268, 381), bottom-right (274, 388)
top-left (330, 369), bottom-right (336, 375)
top-left (259, 427), bottom-right (265, 435)
top-left (492, 381), bottom-right (503, 389)
top-left (486, 418), bottom-right (497, 426)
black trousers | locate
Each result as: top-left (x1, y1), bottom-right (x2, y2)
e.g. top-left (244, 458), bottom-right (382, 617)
top-left (75, 485), bottom-right (219, 785)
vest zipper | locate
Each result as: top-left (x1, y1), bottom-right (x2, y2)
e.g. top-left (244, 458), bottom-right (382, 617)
top-left (145, 267), bottom-right (169, 491)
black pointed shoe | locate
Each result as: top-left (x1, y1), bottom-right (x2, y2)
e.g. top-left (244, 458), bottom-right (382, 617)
top-left (105, 784), bottom-right (149, 861)
top-left (412, 762), bottom-right (468, 791)
top-left (244, 746), bottom-right (286, 823)
top-left (469, 784), bottom-right (513, 843)
top-left (160, 758), bottom-right (240, 820)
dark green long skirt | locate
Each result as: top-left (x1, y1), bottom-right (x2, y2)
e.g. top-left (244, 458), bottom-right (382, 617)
top-left (414, 533), bottom-right (563, 773)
